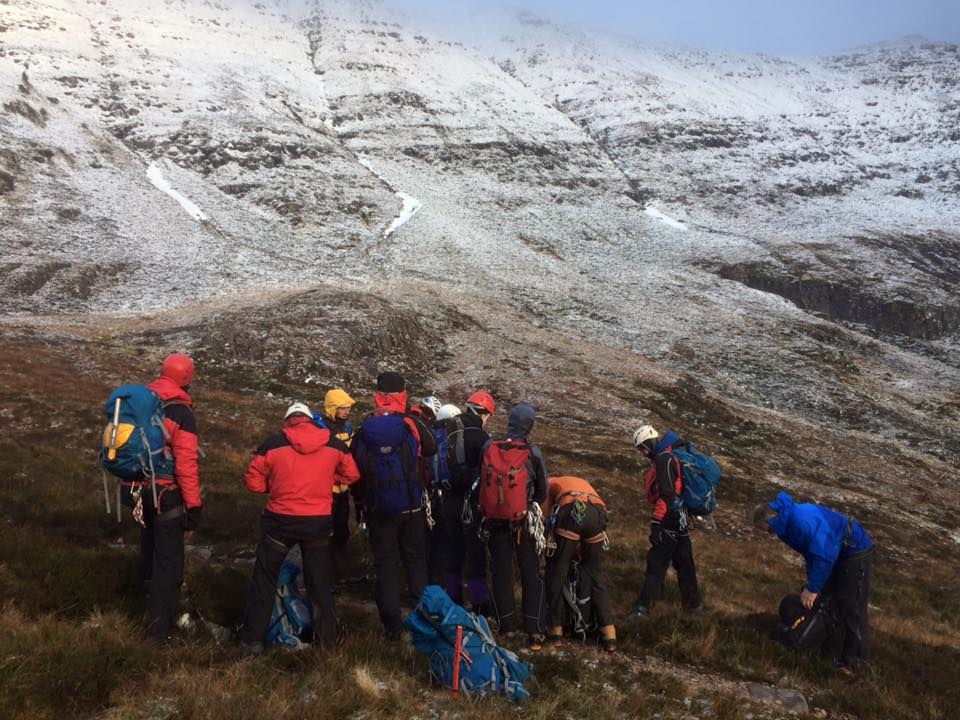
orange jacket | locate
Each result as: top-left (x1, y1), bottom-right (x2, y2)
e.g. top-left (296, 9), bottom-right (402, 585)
top-left (544, 476), bottom-right (606, 518)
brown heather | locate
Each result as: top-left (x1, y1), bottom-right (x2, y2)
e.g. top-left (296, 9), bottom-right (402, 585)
top-left (1, 327), bottom-right (958, 720)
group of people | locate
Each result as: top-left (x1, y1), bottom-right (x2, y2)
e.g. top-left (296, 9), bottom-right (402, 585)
top-left (127, 354), bottom-right (875, 677)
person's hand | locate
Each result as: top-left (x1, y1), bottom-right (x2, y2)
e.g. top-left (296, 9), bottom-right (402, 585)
top-left (801, 587), bottom-right (818, 610)
top-left (182, 506), bottom-right (203, 531)
top-left (649, 521), bottom-right (662, 547)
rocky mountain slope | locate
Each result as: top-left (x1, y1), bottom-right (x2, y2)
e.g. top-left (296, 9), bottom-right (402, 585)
top-left (1, 0), bottom-right (958, 531)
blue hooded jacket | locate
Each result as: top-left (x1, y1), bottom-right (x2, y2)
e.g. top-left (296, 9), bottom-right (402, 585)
top-left (768, 492), bottom-right (873, 593)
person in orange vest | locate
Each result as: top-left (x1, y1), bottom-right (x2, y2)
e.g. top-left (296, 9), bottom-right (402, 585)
top-left (543, 476), bottom-right (616, 652)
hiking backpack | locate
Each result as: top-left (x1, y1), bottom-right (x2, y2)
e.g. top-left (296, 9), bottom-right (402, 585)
top-left (404, 585), bottom-right (532, 702)
top-left (774, 593), bottom-right (837, 651)
top-left (479, 439), bottom-right (531, 521)
top-left (432, 416), bottom-right (471, 492)
top-left (266, 558), bottom-right (314, 649)
top-left (672, 442), bottom-right (721, 516)
top-left (99, 384), bottom-right (174, 519)
top-left (356, 412), bottom-right (421, 515)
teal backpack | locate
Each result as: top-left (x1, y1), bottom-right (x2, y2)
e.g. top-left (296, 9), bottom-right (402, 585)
top-left (673, 442), bottom-right (721, 516)
top-left (99, 383), bottom-right (174, 520)
top-left (405, 586), bottom-right (532, 701)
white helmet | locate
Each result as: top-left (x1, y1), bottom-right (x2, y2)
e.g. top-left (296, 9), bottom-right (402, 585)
top-left (435, 403), bottom-right (462, 422)
top-left (420, 396), bottom-right (442, 417)
top-left (285, 402), bottom-right (313, 420)
top-left (632, 424), bottom-right (658, 448)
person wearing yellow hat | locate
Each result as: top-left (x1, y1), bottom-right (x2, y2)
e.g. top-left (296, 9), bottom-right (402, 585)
top-left (322, 388), bottom-right (360, 582)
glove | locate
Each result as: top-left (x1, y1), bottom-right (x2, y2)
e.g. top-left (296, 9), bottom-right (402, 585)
top-left (649, 521), bottom-right (662, 547)
top-left (182, 506), bottom-right (203, 531)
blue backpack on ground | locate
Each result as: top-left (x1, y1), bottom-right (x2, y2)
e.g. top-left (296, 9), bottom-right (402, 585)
top-left (672, 442), bottom-right (721, 516)
top-left (405, 585), bottom-right (532, 702)
top-left (356, 412), bottom-right (421, 515)
top-left (100, 384), bottom-right (175, 520)
top-left (266, 559), bottom-right (313, 649)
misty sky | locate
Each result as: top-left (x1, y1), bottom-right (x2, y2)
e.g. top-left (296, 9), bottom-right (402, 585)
top-left (387, 0), bottom-right (960, 56)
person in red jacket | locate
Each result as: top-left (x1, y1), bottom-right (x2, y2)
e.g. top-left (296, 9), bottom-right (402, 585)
top-left (239, 402), bottom-right (361, 650)
top-left (629, 425), bottom-right (701, 617)
top-left (140, 353), bottom-right (202, 641)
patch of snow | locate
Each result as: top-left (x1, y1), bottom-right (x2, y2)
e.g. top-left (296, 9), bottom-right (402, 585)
top-left (645, 205), bottom-right (687, 230)
top-left (383, 193), bottom-right (422, 238)
top-left (146, 161), bottom-right (208, 222)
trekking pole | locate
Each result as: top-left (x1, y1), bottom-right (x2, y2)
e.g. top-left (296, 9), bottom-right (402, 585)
top-left (103, 398), bottom-right (122, 515)
top-left (452, 624), bottom-right (463, 696)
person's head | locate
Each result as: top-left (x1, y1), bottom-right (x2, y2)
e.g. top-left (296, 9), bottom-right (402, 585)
top-left (632, 424), bottom-right (658, 459)
top-left (420, 396), bottom-right (442, 422)
top-left (752, 503), bottom-right (776, 533)
top-left (435, 403), bottom-right (462, 423)
top-left (507, 402), bottom-right (535, 438)
top-left (466, 390), bottom-right (495, 428)
top-left (324, 388), bottom-right (355, 422)
top-left (374, 371), bottom-right (407, 412)
top-left (284, 402), bottom-right (312, 423)
top-left (161, 353), bottom-right (195, 388)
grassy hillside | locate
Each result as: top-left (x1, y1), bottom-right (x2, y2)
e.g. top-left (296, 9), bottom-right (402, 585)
top-left (1, 325), bottom-right (958, 720)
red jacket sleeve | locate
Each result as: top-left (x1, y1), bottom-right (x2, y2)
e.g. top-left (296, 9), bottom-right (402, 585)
top-left (244, 452), bottom-right (270, 494)
top-left (167, 417), bottom-right (202, 509)
top-left (335, 451), bottom-right (361, 487)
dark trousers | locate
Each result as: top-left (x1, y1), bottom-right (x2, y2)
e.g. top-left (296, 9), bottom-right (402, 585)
top-left (487, 521), bottom-right (544, 634)
top-left (240, 513), bottom-right (337, 646)
top-left (329, 491), bottom-right (352, 581)
top-left (545, 503), bottom-right (613, 630)
top-left (637, 519), bottom-right (701, 611)
top-left (431, 492), bottom-right (489, 608)
top-left (138, 487), bottom-right (185, 641)
top-left (369, 510), bottom-right (427, 635)
top-left (827, 548), bottom-right (874, 669)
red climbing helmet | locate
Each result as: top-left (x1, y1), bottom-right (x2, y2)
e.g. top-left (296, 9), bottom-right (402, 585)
top-left (161, 353), bottom-right (195, 387)
top-left (466, 390), bottom-right (495, 416)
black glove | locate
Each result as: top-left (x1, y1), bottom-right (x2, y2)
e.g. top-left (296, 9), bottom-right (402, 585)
top-left (649, 521), bottom-right (662, 547)
top-left (182, 506), bottom-right (203, 531)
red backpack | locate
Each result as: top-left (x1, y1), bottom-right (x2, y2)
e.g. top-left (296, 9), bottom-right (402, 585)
top-left (479, 439), bottom-right (530, 521)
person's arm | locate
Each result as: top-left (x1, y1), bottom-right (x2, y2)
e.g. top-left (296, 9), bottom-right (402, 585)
top-left (529, 445), bottom-right (548, 504)
top-left (243, 443), bottom-right (271, 494)
top-left (655, 452), bottom-right (679, 509)
top-left (167, 405), bottom-right (201, 508)
top-left (335, 448), bottom-right (361, 487)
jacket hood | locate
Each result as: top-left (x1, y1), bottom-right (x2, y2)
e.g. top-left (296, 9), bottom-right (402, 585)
top-left (768, 491), bottom-right (794, 536)
top-left (283, 415), bottom-right (330, 454)
top-left (653, 430), bottom-right (681, 457)
top-left (374, 390), bottom-right (407, 414)
top-left (148, 376), bottom-right (193, 405)
top-left (323, 388), bottom-right (355, 420)
top-left (507, 403), bottom-right (535, 437)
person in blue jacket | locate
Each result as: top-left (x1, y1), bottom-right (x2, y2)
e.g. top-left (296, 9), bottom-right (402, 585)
top-left (754, 492), bottom-right (874, 675)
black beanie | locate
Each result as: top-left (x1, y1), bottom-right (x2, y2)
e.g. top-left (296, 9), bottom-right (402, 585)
top-left (376, 371), bottom-right (405, 393)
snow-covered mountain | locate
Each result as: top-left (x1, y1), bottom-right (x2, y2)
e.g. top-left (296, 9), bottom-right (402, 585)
top-left (1, 0), bottom-right (958, 475)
